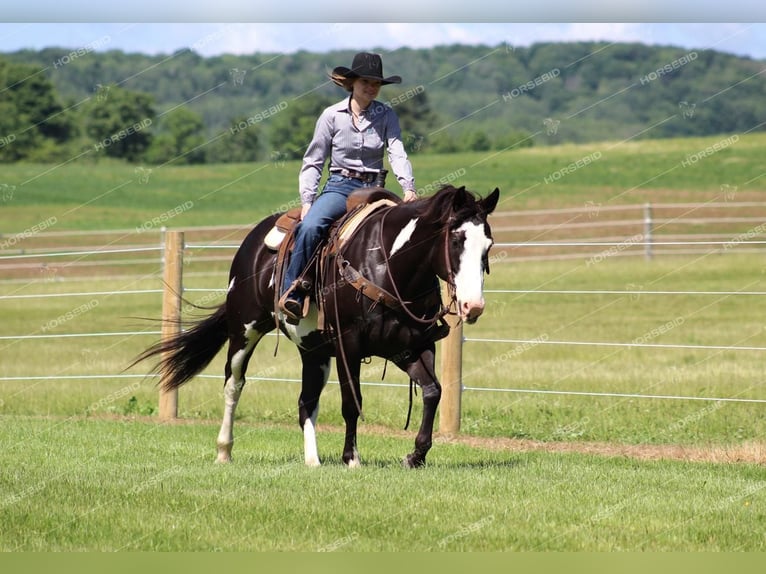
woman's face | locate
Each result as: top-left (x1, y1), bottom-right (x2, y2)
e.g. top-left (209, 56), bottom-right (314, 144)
top-left (353, 77), bottom-right (382, 105)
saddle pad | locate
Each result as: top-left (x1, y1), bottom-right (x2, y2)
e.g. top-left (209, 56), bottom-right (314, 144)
top-left (264, 227), bottom-right (286, 250)
top-left (264, 198), bottom-right (396, 251)
top-left (336, 198), bottom-right (398, 246)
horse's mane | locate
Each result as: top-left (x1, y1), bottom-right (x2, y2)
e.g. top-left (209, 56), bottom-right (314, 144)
top-left (413, 184), bottom-right (484, 225)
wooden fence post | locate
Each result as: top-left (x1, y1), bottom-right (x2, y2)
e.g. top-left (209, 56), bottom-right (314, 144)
top-left (159, 229), bottom-right (184, 421)
top-left (439, 283), bottom-right (463, 435)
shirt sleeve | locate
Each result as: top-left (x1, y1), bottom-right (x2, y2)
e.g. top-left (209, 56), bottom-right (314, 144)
top-left (385, 110), bottom-right (416, 192)
top-left (298, 108), bottom-right (334, 205)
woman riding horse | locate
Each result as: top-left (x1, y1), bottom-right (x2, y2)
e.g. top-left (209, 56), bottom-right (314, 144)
top-left (279, 52), bottom-right (418, 322)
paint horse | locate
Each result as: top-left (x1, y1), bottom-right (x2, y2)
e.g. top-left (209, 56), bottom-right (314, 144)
top-left (133, 184), bottom-right (499, 468)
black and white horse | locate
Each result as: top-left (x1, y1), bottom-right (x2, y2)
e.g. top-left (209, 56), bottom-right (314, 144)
top-left (133, 184), bottom-right (499, 467)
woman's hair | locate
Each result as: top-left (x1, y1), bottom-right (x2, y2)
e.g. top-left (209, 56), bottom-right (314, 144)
top-left (330, 72), bottom-right (355, 92)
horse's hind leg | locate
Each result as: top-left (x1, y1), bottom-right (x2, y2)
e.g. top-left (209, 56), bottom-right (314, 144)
top-left (216, 322), bottom-right (264, 463)
top-left (398, 346), bottom-right (441, 468)
top-left (298, 349), bottom-right (331, 467)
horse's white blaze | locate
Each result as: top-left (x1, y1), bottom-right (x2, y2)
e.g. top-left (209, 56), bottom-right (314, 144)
top-left (389, 217), bottom-right (419, 257)
top-left (216, 322), bottom-right (263, 463)
top-left (227, 277), bottom-right (236, 293)
top-left (453, 221), bottom-right (492, 312)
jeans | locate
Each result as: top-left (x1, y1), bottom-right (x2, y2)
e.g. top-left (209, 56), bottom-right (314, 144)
top-left (281, 174), bottom-right (373, 298)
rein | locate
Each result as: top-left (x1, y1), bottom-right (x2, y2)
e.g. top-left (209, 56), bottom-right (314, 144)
top-left (376, 207), bottom-right (458, 326)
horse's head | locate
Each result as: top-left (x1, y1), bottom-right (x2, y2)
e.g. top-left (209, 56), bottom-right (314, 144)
top-left (436, 185), bottom-right (499, 324)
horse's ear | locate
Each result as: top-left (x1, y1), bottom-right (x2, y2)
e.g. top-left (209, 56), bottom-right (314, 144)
top-left (481, 187), bottom-right (500, 215)
top-left (452, 185), bottom-right (469, 210)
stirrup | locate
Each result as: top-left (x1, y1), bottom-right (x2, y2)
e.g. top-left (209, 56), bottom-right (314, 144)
top-left (278, 284), bottom-right (310, 323)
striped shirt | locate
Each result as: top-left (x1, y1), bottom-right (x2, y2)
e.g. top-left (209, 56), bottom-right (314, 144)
top-left (298, 96), bottom-right (415, 205)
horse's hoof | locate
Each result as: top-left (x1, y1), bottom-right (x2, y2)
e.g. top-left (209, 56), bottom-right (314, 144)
top-left (346, 457), bottom-right (361, 469)
top-left (402, 453), bottom-right (426, 469)
top-left (342, 452), bottom-right (362, 468)
top-left (216, 444), bottom-right (233, 464)
top-left (305, 456), bottom-right (321, 468)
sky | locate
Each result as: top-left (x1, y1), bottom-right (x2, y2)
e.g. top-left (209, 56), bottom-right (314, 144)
top-left (1, 0), bottom-right (766, 60)
top-left (1, 22), bottom-right (765, 61)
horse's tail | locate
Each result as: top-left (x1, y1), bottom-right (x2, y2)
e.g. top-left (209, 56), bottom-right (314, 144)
top-left (129, 303), bottom-right (229, 391)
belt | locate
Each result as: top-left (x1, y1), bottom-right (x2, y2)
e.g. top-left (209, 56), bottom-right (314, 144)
top-left (334, 168), bottom-right (377, 183)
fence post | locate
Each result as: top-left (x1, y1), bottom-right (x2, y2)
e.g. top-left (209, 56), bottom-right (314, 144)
top-left (159, 230), bottom-right (184, 421)
top-left (643, 203), bottom-right (653, 260)
top-left (439, 283), bottom-right (463, 435)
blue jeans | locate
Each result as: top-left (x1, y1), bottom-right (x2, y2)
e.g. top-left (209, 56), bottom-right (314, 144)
top-left (281, 174), bottom-right (373, 298)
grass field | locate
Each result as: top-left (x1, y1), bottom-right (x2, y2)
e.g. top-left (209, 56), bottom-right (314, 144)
top-left (2, 134), bottom-right (766, 550)
top-left (1, 417), bottom-right (764, 551)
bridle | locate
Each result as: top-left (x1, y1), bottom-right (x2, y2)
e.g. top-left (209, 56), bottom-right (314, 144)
top-left (376, 206), bottom-right (458, 327)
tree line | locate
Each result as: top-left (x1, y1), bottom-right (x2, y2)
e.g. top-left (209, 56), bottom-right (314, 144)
top-left (1, 41), bottom-right (764, 164)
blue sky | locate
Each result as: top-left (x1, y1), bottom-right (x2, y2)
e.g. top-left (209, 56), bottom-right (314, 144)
top-left (1, 23), bottom-right (765, 60)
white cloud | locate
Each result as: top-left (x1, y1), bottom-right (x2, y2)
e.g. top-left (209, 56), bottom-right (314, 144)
top-left (1, 22), bottom-right (765, 60)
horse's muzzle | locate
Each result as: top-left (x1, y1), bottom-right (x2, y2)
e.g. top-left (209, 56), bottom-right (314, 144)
top-left (460, 299), bottom-right (485, 324)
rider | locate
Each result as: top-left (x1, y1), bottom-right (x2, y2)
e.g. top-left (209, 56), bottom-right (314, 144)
top-left (279, 52), bottom-right (418, 322)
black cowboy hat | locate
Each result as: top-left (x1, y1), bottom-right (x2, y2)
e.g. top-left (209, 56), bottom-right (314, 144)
top-left (332, 52), bottom-right (402, 85)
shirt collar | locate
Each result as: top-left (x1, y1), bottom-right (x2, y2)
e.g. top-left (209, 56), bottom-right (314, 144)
top-left (335, 95), bottom-right (383, 116)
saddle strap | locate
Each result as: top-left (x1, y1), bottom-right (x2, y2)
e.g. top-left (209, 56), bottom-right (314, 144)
top-left (337, 257), bottom-right (402, 311)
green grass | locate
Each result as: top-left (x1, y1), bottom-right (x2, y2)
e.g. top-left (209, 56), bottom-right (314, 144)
top-left (1, 254), bottom-right (764, 447)
top-left (1, 416), bottom-right (764, 551)
top-left (3, 132), bottom-right (766, 232)
top-left (3, 134), bottom-right (766, 551)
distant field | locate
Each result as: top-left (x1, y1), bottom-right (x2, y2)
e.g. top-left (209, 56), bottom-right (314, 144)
top-left (2, 132), bottom-right (765, 232)
top-left (2, 135), bottom-right (766, 551)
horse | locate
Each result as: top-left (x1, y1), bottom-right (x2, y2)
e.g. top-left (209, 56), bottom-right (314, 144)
top-left (132, 184), bottom-right (499, 468)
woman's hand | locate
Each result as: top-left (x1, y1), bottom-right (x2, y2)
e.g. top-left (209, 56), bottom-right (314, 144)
top-left (299, 203), bottom-right (312, 221)
top-left (403, 189), bottom-right (417, 203)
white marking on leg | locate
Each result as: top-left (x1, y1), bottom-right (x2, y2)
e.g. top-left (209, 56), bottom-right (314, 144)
top-left (453, 221), bottom-right (492, 315)
top-left (347, 445), bottom-right (361, 469)
top-left (216, 323), bottom-right (263, 463)
top-left (303, 414), bottom-right (320, 467)
top-left (303, 358), bottom-right (331, 467)
top-left (389, 217), bottom-right (419, 257)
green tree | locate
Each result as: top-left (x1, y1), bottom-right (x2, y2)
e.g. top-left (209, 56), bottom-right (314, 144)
top-left (465, 130), bottom-right (491, 151)
top-left (206, 116), bottom-right (261, 164)
top-left (145, 106), bottom-right (206, 165)
top-left (388, 89), bottom-right (439, 154)
top-left (84, 85), bottom-right (155, 162)
top-left (0, 58), bottom-right (76, 162)
top-left (269, 95), bottom-right (332, 159)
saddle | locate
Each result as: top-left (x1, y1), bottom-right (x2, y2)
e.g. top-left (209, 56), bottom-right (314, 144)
top-left (269, 187), bottom-right (401, 324)
top-left (265, 187), bottom-right (401, 251)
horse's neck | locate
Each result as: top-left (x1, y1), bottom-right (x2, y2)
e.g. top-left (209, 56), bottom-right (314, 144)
top-left (379, 207), bottom-right (442, 285)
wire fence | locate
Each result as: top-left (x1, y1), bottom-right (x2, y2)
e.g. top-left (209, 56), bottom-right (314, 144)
top-left (2, 201), bottom-right (766, 410)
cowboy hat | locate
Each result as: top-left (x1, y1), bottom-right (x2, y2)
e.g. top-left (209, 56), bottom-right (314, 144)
top-left (332, 52), bottom-right (402, 85)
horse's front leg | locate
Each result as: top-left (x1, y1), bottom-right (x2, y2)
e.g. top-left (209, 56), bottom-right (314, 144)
top-left (298, 350), bottom-right (331, 467)
top-left (336, 348), bottom-right (363, 468)
top-left (398, 346), bottom-right (441, 468)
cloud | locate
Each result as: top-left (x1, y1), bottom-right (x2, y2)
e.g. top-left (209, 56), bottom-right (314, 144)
top-left (1, 22), bottom-right (765, 61)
